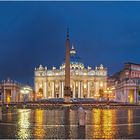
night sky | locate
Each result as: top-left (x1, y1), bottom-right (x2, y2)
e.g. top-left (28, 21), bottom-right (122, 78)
top-left (0, 1), bottom-right (140, 86)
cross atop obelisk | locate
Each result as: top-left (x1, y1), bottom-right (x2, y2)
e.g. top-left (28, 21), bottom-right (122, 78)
top-left (64, 28), bottom-right (71, 102)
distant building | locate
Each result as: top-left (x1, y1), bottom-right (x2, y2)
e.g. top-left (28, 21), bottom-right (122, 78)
top-left (109, 62), bottom-right (140, 103)
top-left (34, 45), bottom-right (107, 100)
top-left (0, 78), bottom-right (21, 104)
top-left (0, 78), bottom-right (33, 104)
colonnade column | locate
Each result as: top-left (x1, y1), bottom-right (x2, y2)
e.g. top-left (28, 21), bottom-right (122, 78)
top-left (124, 88), bottom-right (128, 103)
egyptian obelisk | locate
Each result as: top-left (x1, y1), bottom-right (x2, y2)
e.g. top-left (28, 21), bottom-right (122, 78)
top-left (64, 28), bottom-right (71, 102)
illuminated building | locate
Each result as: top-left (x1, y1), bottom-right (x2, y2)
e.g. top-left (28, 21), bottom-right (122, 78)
top-left (0, 78), bottom-right (33, 103)
top-left (0, 78), bottom-right (21, 103)
top-left (34, 34), bottom-right (107, 99)
top-left (109, 62), bottom-right (140, 103)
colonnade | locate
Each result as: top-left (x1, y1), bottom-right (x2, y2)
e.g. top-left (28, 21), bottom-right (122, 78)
top-left (2, 87), bottom-right (20, 103)
top-left (36, 80), bottom-right (99, 98)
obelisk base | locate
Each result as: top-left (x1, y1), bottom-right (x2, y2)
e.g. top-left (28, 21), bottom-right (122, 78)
top-left (64, 86), bottom-right (71, 103)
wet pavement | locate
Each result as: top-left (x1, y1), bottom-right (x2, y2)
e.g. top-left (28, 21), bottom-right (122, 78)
top-left (0, 107), bottom-right (140, 139)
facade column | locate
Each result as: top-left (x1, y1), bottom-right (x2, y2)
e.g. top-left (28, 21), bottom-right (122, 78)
top-left (134, 88), bottom-right (137, 103)
top-left (59, 81), bottom-right (62, 98)
top-left (46, 81), bottom-right (48, 99)
top-left (44, 81), bottom-right (47, 98)
top-left (54, 81), bottom-right (56, 98)
top-left (34, 82), bottom-right (38, 101)
top-left (80, 81), bottom-right (83, 98)
top-left (52, 81), bottom-right (55, 98)
top-left (125, 88), bottom-right (128, 103)
top-left (75, 81), bottom-right (77, 98)
top-left (127, 89), bottom-right (129, 103)
top-left (78, 81), bottom-right (81, 98)
top-left (95, 81), bottom-right (99, 98)
top-left (73, 81), bottom-right (76, 98)
top-left (35, 81), bottom-right (38, 95)
top-left (87, 81), bottom-right (90, 98)
top-left (104, 81), bottom-right (107, 90)
top-left (60, 81), bottom-right (62, 98)
top-left (62, 81), bottom-right (64, 98)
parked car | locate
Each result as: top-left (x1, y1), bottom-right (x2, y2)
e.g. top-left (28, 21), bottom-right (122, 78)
top-left (70, 98), bottom-right (78, 103)
top-left (48, 98), bottom-right (64, 103)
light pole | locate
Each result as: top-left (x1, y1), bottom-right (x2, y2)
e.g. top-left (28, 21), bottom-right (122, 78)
top-left (104, 88), bottom-right (113, 103)
top-left (20, 87), bottom-right (31, 103)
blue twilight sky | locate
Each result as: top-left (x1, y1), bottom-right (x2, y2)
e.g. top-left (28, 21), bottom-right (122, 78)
top-left (0, 1), bottom-right (140, 86)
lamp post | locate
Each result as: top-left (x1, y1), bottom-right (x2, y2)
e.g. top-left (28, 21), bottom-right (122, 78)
top-left (104, 88), bottom-right (113, 103)
top-left (20, 87), bottom-right (30, 103)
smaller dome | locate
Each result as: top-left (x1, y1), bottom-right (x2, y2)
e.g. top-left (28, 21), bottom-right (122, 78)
top-left (70, 44), bottom-right (76, 55)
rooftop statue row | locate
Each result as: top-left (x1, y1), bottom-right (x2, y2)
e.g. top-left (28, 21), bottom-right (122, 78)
top-left (1, 78), bottom-right (20, 85)
top-left (35, 45), bottom-right (107, 72)
top-left (35, 64), bottom-right (106, 71)
top-left (0, 78), bottom-right (33, 89)
top-left (34, 66), bottom-right (107, 77)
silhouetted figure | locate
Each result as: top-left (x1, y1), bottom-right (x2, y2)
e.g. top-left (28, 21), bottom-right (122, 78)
top-left (78, 125), bottom-right (85, 139)
top-left (78, 106), bottom-right (86, 126)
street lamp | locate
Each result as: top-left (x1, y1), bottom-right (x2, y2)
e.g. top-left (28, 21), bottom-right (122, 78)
top-left (104, 88), bottom-right (113, 102)
top-left (20, 87), bottom-right (31, 103)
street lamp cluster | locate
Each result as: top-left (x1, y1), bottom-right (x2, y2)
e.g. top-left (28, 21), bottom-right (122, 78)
top-left (20, 86), bottom-right (33, 102)
top-left (104, 87), bottom-right (115, 101)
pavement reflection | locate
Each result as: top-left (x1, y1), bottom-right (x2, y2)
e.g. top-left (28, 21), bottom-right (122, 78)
top-left (17, 109), bottom-right (31, 139)
top-left (0, 108), bottom-right (139, 139)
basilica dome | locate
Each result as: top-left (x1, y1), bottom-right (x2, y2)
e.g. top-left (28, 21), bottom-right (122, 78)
top-left (60, 45), bottom-right (84, 70)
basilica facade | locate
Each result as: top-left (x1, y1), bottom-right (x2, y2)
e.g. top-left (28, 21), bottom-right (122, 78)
top-left (34, 46), bottom-right (107, 99)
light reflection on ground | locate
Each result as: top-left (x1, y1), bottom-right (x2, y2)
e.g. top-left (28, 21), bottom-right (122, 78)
top-left (0, 107), bottom-right (140, 139)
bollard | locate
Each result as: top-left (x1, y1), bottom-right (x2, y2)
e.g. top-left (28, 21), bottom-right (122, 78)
top-left (78, 106), bottom-right (86, 126)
